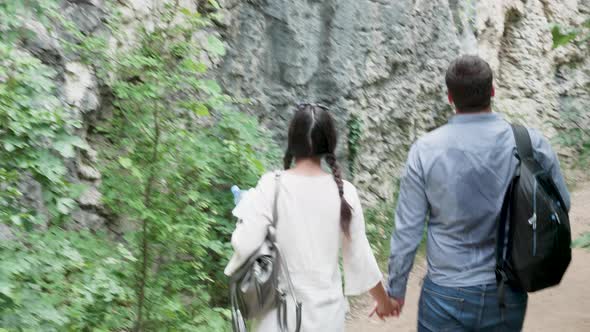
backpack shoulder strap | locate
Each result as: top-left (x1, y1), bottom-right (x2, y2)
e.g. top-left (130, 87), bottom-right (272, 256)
top-left (511, 124), bottom-right (533, 160)
top-left (271, 171), bottom-right (282, 227)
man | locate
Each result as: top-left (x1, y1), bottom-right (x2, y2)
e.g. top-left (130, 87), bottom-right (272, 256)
top-left (387, 55), bottom-right (570, 331)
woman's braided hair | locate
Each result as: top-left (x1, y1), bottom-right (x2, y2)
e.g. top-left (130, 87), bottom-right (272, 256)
top-left (284, 103), bottom-right (352, 237)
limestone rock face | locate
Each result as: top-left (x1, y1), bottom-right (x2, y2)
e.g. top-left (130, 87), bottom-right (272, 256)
top-left (64, 62), bottom-right (100, 115)
top-left (4, 0), bottom-right (588, 240)
top-left (221, 0), bottom-right (590, 203)
top-left (221, 0), bottom-right (461, 201)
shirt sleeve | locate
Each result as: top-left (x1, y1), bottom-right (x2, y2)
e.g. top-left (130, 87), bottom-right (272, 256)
top-left (528, 128), bottom-right (571, 211)
top-left (342, 183), bottom-right (383, 296)
top-left (224, 172), bottom-right (278, 276)
top-left (388, 142), bottom-right (429, 299)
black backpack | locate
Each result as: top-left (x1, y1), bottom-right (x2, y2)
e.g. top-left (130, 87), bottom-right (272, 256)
top-left (495, 124), bottom-right (571, 306)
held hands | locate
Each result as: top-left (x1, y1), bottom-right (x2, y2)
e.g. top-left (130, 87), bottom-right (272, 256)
top-left (369, 297), bottom-right (403, 320)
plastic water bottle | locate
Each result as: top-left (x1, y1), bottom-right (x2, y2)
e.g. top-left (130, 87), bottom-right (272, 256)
top-left (231, 185), bottom-right (242, 205)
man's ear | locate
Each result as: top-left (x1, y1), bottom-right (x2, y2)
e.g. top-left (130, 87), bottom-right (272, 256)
top-left (491, 85), bottom-right (495, 97)
top-left (448, 92), bottom-right (454, 104)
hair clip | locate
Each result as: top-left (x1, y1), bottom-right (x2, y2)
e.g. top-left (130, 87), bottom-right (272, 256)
top-left (296, 102), bottom-right (329, 111)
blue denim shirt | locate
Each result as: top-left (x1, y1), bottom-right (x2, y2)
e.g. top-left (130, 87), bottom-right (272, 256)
top-left (387, 112), bottom-right (570, 299)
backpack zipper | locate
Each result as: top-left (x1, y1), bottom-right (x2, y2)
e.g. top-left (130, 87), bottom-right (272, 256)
top-left (529, 180), bottom-right (538, 256)
top-left (554, 201), bottom-right (562, 224)
top-left (530, 213), bottom-right (537, 256)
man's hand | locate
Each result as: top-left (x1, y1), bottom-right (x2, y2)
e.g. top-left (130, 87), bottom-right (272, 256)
top-left (368, 298), bottom-right (401, 320)
top-left (394, 297), bottom-right (405, 312)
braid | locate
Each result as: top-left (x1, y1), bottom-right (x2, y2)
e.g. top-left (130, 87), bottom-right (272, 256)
top-left (283, 151), bottom-right (294, 170)
top-left (325, 153), bottom-right (352, 237)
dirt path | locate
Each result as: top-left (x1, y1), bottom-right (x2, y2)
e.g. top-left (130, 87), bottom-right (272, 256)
top-left (346, 184), bottom-right (590, 332)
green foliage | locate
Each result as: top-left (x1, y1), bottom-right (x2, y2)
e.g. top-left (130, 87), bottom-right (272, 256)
top-left (346, 114), bottom-right (363, 176)
top-left (364, 201), bottom-right (394, 267)
top-left (551, 25), bottom-right (579, 49)
top-left (1, 1), bottom-right (277, 330)
top-left (551, 18), bottom-right (590, 250)
top-left (92, 3), bottom-right (275, 330)
top-left (551, 19), bottom-right (590, 49)
top-left (553, 109), bottom-right (590, 166)
top-left (0, 1), bottom-right (84, 227)
top-left (572, 232), bottom-right (590, 249)
top-left (0, 169), bottom-right (21, 224)
top-left (0, 0), bottom-right (59, 44)
top-left (0, 3), bottom-right (130, 330)
top-left (0, 229), bottom-right (135, 331)
top-left (551, 50), bottom-right (589, 168)
top-left (364, 181), bottom-right (428, 267)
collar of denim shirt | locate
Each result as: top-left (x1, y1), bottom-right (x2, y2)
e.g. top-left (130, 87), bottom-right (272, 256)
top-left (448, 112), bottom-right (503, 124)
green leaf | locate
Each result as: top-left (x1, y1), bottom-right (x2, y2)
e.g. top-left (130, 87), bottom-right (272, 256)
top-left (35, 151), bottom-right (67, 183)
top-left (181, 59), bottom-right (208, 73)
top-left (572, 232), bottom-right (590, 248)
top-left (118, 157), bottom-right (133, 169)
top-left (62, 246), bottom-right (84, 265)
top-left (551, 24), bottom-right (578, 49)
top-left (68, 183), bottom-right (89, 199)
top-left (252, 159), bottom-right (264, 173)
top-left (10, 215), bottom-right (22, 226)
top-left (208, 0), bottom-right (221, 9)
top-left (53, 135), bottom-right (89, 158)
top-left (56, 198), bottom-right (76, 214)
top-left (0, 280), bottom-right (14, 298)
top-left (36, 307), bottom-right (68, 325)
top-left (131, 167), bottom-right (143, 180)
top-left (195, 104), bottom-right (210, 117)
top-left (118, 244), bottom-right (137, 262)
top-left (205, 36), bottom-right (226, 56)
top-left (179, 7), bottom-right (192, 16)
top-left (202, 80), bottom-right (222, 95)
top-left (4, 142), bottom-right (15, 152)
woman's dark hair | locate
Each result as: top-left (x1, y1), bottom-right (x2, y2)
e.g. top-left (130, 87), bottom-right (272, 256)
top-left (445, 55), bottom-right (494, 113)
top-left (283, 103), bottom-right (353, 237)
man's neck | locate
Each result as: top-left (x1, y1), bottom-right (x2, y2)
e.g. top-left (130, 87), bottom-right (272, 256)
top-left (455, 107), bottom-right (492, 115)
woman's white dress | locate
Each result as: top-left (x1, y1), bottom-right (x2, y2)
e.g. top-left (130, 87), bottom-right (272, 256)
top-left (225, 172), bottom-right (382, 332)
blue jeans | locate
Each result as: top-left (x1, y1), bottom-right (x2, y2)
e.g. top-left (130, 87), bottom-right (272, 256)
top-left (418, 277), bottom-right (527, 332)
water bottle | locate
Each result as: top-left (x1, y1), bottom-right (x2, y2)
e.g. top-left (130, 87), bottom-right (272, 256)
top-left (231, 185), bottom-right (242, 205)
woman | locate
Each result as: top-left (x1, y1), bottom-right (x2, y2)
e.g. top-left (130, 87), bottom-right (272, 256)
top-left (225, 103), bottom-right (398, 331)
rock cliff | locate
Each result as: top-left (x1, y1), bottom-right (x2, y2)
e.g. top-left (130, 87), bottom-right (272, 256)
top-left (5, 0), bottom-right (589, 234)
top-left (220, 0), bottom-right (590, 202)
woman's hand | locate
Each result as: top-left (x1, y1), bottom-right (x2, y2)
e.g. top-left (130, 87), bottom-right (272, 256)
top-left (369, 298), bottom-right (401, 320)
top-left (367, 281), bottom-right (402, 320)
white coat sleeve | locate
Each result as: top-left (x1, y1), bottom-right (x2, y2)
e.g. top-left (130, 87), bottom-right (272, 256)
top-left (224, 172), bottom-right (277, 276)
top-left (341, 183), bottom-right (383, 296)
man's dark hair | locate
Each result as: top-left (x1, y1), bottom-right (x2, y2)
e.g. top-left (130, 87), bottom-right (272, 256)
top-left (445, 55), bottom-right (494, 113)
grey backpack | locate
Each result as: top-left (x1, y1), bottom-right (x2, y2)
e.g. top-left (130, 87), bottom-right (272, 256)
top-left (230, 172), bottom-right (302, 332)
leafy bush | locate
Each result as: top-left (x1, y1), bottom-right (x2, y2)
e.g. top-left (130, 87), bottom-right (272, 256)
top-left (0, 229), bottom-right (135, 331)
top-left (1, 1), bottom-right (277, 331)
top-left (0, 1), bottom-right (85, 226)
top-left (364, 181), bottom-right (428, 269)
top-left (346, 114), bottom-right (363, 176)
top-left (93, 3), bottom-right (276, 330)
top-left (364, 201), bottom-right (395, 267)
